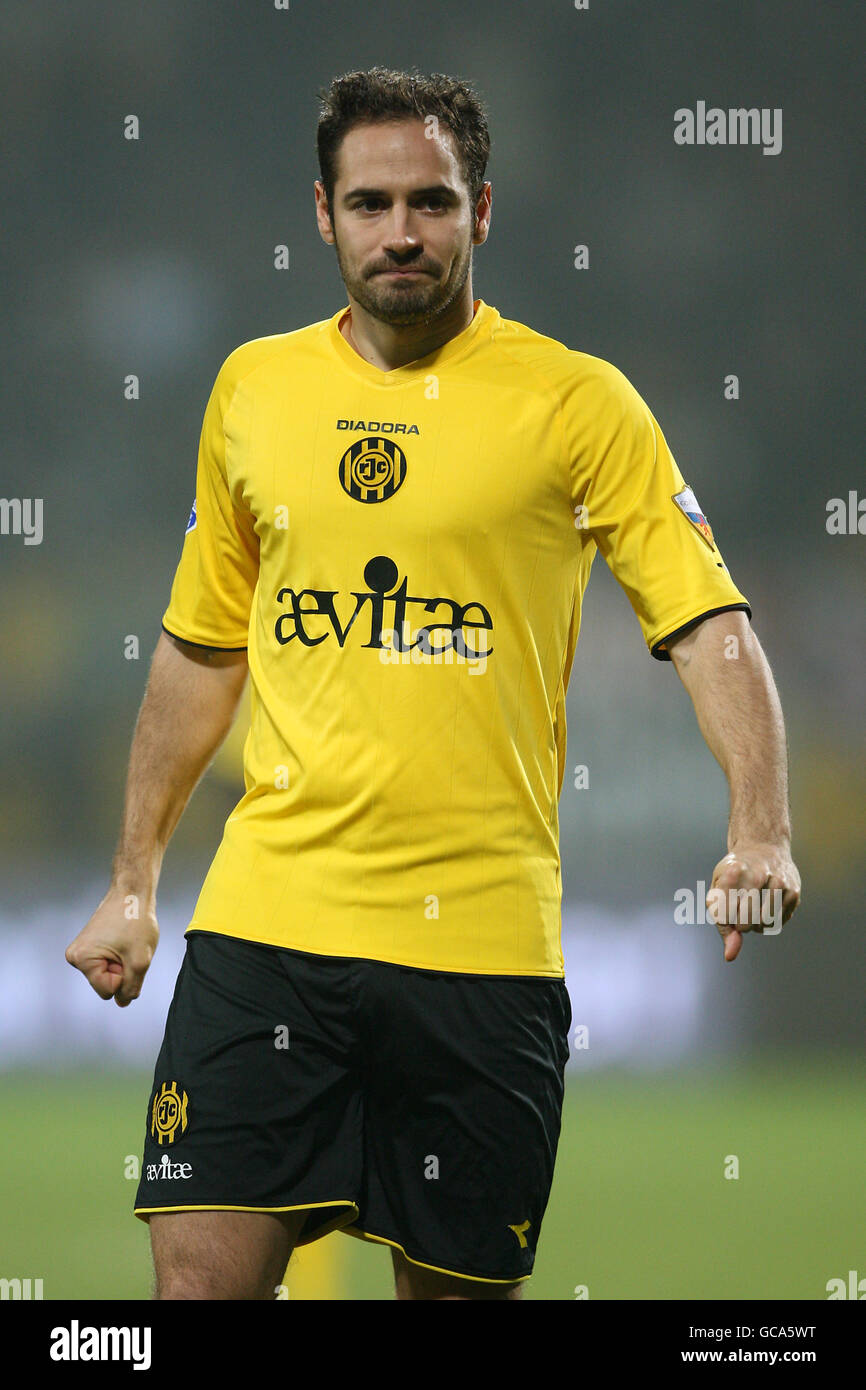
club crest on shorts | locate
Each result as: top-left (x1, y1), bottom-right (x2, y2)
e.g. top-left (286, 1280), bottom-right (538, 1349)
top-left (672, 485), bottom-right (715, 550)
top-left (151, 1081), bottom-right (189, 1145)
top-left (185, 499), bottom-right (197, 534)
top-left (338, 436), bottom-right (407, 503)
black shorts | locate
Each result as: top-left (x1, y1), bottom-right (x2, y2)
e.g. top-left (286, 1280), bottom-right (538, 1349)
top-left (134, 929), bottom-right (572, 1284)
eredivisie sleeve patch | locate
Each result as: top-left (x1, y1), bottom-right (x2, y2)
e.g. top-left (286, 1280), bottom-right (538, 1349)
top-left (672, 484), bottom-right (715, 550)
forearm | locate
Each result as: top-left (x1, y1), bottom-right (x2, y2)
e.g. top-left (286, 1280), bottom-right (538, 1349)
top-left (111, 632), bottom-right (248, 896)
top-left (668, 613), bottom-right (792, 850)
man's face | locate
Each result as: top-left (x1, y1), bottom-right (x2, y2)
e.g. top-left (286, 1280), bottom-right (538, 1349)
top-left (316, 119), bottom-right (489, 326)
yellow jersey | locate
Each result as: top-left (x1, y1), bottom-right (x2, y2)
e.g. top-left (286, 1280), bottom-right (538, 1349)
top-left (162, 299), bottom-right (750, 976)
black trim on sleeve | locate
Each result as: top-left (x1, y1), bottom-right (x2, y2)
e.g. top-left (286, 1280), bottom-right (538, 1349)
top-left (651, 603), bottom-right (752, 662)
top-left (161, 623), bottom-right (248, 653)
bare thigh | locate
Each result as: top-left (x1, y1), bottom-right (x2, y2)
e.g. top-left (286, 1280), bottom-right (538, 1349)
top-left (391, 1247), bottom-right (524, 1301)
top-left (149, 1208), bottom-right (309, 1300)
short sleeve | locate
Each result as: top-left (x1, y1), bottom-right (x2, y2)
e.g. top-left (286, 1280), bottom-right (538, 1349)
top-left (162, 358), bottom-right (259, 649)
top-left (564, 357), bottom-right (751, 660)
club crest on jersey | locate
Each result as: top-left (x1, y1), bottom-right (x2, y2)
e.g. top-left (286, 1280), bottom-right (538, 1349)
top-left (185, 499), bottom-right (197, 534)
top-left (672, 485), bottom-right (715, 550)
top-left (150, 1081), bottom-right (189, 1146)
top-left (338, 436), bottom-right (407, 503)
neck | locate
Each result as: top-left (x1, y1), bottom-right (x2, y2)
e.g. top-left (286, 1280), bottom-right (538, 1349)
top-left (340, 280), bottom-right (476, 371)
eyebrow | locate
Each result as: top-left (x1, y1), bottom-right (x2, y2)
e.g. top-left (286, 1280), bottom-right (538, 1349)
top-left (342, 184), bottom-right (458, 202)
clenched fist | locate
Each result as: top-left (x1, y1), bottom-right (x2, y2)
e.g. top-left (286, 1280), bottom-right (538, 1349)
top-left (66, 887), bottom-right (159, 1006)
top-left (706, 843), bottom-right (801, 962)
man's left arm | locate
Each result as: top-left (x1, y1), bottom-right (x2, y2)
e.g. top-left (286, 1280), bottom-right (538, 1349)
top-left (666, 610), bottom-right (802, 962)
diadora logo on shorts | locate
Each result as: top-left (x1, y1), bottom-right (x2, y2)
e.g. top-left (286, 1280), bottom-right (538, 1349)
top-left (146, 1153), bottom-right (193, 1182)
top-left (150, 1081), bottom-right (189, 1146)
top-left (275, 554), bottom-right (493, 659)
top-left (508, 1220), bottom-right (531, 1249)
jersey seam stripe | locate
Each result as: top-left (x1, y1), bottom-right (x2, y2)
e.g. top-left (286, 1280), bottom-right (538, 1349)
top-left (484, 332), bottom-right (585, 744)
top-left (216, 327), bottom-right (332, 531)
top-left (483, 330), bottom-right (575, 522)
top-left (219, 320), bottom-right (335, 437)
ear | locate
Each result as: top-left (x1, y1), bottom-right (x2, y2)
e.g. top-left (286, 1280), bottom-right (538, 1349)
top-left (472, 181), bottom-right (492, 245)
top-left (314, 180), bottom-right (335, 245)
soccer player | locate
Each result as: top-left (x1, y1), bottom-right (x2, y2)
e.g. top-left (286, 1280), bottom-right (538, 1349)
top-left (65, 67), bottom-right (801, 1301)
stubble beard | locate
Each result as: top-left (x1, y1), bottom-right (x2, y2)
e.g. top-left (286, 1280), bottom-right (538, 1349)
top-left (333, 229), bottom-right (473, 328)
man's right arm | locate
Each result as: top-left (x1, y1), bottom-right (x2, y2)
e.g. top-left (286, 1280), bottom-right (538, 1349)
top-left (65, 631), bottom-right (249, 1006)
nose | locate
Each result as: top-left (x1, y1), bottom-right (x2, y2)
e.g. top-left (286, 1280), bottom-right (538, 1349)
top-left (382, 204), bottom-right (421, 258)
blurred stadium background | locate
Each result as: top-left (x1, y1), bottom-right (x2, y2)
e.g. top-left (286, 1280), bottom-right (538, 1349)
top-left (1, 0), bottom-right (863, 1299)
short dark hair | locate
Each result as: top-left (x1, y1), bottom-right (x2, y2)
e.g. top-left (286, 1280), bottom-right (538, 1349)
top-left (316, 66), bottom-right (491, 212)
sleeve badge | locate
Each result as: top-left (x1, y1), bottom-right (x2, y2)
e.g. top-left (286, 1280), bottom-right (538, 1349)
top-left (672, 485), bottom-right (715, 550)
